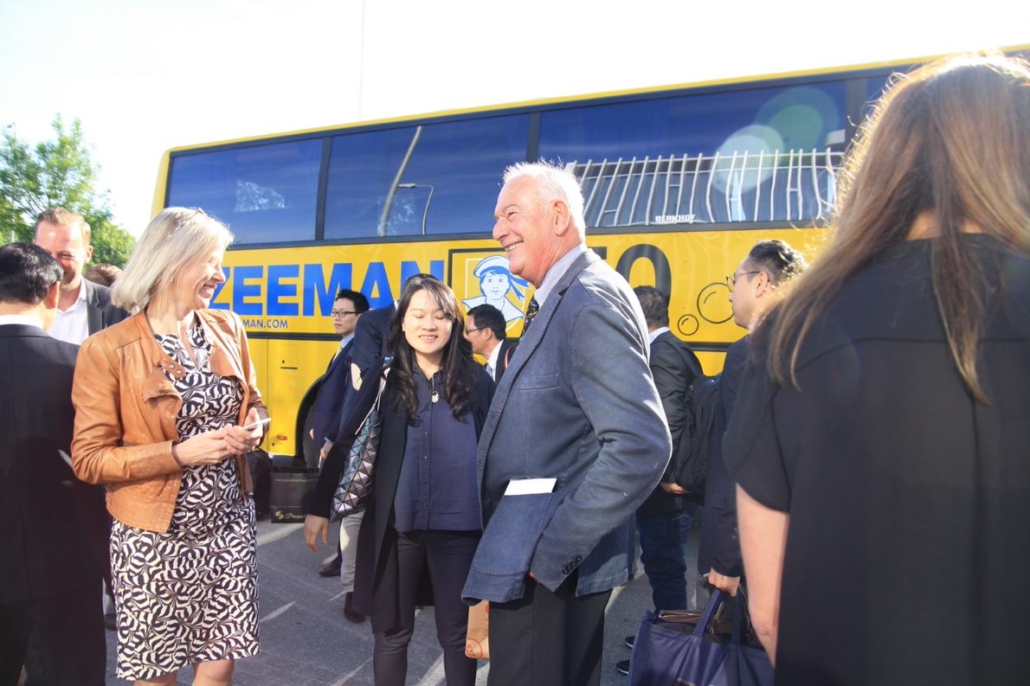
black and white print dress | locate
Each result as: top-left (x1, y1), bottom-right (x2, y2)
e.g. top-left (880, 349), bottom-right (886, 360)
top-left (110, 323), bottom-right (259, 680)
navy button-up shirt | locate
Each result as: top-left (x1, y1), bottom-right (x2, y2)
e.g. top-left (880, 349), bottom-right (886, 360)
top-left (393, 371), bottom-right (480, 533)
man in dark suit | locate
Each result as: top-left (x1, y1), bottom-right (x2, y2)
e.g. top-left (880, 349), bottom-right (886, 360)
top-left (462, 162), bottom-right (671, 686)
top-left (32, 208), bottom-right (129, 643)
top-left (308, 289), bottom-right (370, 465)
top-left (465, 303), bottom-right (517, 383)
top-left (611, 286), bottom-right (704, 674)
top-left (0, 243), bottom-right (106, 686)
top-left (33, 208), bottom-right (129, 344)
top-left (306, 290), bottom-right (370, 616)
top-left (698, 239), bottom-right (807, 598)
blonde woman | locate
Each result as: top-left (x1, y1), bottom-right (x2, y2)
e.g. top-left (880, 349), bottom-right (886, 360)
top-left (72, 208), bottom-right (266, 686)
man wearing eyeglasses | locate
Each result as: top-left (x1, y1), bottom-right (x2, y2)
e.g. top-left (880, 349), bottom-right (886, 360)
top-left (307, 289), bottom-right (369, 598)
top-left (698, 240), bottom-right (806, 599)
top-left (465, 304), bottom-right (518, 384)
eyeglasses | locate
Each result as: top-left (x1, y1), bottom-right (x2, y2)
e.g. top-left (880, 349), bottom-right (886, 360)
top-left (331, 310), bottom-right (356, 317)
top-left (726, 271), bottom-right (761, 288)
top-left (464, 326), bottom-right (483, 335)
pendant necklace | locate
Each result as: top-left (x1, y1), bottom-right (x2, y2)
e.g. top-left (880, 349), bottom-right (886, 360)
top-left (430, 373), bottom-right (439, 403)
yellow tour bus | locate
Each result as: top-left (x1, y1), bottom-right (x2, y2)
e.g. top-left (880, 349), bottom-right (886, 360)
top-left (151, 51), bottom-right (996, 462)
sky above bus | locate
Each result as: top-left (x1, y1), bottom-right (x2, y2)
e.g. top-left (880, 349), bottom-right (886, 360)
top-left (1, 0), bottom-right (1026, 236)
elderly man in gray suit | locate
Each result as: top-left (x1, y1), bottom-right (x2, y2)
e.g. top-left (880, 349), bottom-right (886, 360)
top-left (462, 162), bottom-right (671, 686)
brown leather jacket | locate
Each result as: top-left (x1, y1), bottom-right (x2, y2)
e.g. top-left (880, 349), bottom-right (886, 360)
top-left (71, 309), bottom-right (267, 533)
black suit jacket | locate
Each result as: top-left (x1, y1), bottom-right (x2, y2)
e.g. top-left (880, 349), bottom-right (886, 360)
top-left (83, 279), bottom-right (129, 335)
top-left (348, 304), bottom-right (395, 385)
top-left (309, 338), bottom-right (355, 446)
top-left (696, 336), bottom-right (748, 576)
top-left (0, 324), bottom-right (104, 603)
top-left (339, 303), bottom-right (396, 426)
top-left (638, 329), bottom-right (701, 516)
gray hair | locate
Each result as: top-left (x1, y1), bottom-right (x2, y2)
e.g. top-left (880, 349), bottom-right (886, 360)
top-left (502, 161), bottom-right (586, 238)
top-left (112, 208), bottom-right (232, 312)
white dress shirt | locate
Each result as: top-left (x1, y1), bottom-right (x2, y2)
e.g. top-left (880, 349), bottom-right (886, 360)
top-left (49, 283), bottom-right (89, 344)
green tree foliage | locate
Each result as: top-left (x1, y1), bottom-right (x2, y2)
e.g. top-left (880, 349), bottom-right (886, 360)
top-left (1, 116), bottom-right (135, 266)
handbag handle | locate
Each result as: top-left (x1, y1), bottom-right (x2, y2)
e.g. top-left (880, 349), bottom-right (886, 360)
top-left (730, 586), bottom-right (758, 647)
top-left (692, 589), bottom-right (726, 638)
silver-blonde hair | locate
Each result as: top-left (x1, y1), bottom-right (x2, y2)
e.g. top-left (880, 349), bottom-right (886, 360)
top-left (112, 208), bottom-right (232, 312)
top-left (503, 161), bottom-right (587, 238)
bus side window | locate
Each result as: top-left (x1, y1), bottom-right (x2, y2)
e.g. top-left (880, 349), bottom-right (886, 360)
top-left (323, 115), bottom-right (529, 240)
top-left (168, 139), bottom-right (321, 245)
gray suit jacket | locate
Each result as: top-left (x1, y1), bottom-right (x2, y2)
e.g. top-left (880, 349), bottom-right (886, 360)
top-left (83, 279), bottom-right (129, 335)
top-left (463, 250), bottom-right (671, 603)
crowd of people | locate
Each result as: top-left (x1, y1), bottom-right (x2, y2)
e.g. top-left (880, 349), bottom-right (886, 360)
top-left (2, 52), bottom-right (1029, 686)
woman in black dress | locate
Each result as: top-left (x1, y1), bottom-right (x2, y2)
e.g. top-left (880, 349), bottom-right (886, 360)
top-left (726, 55), bottom-right (1030, 685)
top-left (305, 275), bottom-right (493, 686)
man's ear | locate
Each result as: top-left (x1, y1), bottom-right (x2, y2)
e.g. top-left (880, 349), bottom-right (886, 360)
top-left (753, 271), bottom-right (772, 298)
top-left (44, 281), bottom-right (60, 309)
top-left (551, 200), bottom-right (571, 235)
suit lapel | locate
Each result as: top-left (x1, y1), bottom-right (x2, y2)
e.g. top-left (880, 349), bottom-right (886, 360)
top-left (82, 280), bottom-right (103, 335)
top-left (476, 249), bottom-right (600, 483)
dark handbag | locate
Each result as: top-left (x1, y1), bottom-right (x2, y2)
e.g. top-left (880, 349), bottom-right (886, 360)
top-left (330, 373), bottom-right (387, 520)
top-left (628, 590), bottom-right (772, 686)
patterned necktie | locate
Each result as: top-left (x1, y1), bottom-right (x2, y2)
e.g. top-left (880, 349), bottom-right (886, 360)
top-left (522, 297), bottom-right (540, 337)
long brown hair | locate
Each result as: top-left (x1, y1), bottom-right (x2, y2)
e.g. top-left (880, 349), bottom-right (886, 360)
top-left (387, 274), bottom-right (479, 420)
top-left (766, 54), bottom-right (1030, 402)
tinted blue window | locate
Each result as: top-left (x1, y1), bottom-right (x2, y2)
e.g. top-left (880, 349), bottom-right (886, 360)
top-left (324, 115), bottom-right (529, 238)
top-left (539, 82), bottom-right (847, 225)
top-left (167, 139), bottom-right (321, 244)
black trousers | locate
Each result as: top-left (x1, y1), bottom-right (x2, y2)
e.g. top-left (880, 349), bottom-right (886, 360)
top-left (0, 587), bottom-right (105, 686)
top-left (487, 574), bottom-right (612, 686)
top-left (373, 529), bottom-right (479, 686)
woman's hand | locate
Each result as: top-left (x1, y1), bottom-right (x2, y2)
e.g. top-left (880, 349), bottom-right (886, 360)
top-left (304, 515), bottom-right (329, 552)
top-left (224, 407), bottom-right (266, 455)
top-left (707, 568), bottom-right (741, 597)
top-left (171, 428), bottom-right (236, 467)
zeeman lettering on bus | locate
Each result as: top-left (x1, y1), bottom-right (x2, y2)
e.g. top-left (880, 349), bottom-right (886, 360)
top-left (211, 259), bottom-right (445, 318)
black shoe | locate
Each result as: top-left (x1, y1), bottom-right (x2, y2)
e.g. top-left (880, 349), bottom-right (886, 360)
top-left (343, 592), bottom-right (366, 623)
top-left (103, 613), bottom-right (117, 632)
top-left (615, 659), bottom-right (630, 675)
top-left (624, 635), bottom-right (634, 649)
top-left (319, 561), bottom-right (342, 577)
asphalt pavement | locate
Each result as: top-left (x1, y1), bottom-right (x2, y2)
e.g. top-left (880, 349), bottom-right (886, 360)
top-left (102, 515), bottom-right (704, 685)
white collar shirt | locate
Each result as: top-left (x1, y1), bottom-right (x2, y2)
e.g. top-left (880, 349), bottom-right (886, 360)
top-left (648, 326), bottom-right (670, 345)
top-left (0, 315), bottom-right (44, 329)
top-left (484, 339), bottom-right (503, 380)
top-left (49, 282), bottom-right (90, 344)
top-left (532, 244), bottom-right (588, 307)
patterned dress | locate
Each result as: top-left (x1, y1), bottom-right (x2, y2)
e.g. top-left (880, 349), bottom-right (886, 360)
top-left (110, 323), bottom-right (259, 680)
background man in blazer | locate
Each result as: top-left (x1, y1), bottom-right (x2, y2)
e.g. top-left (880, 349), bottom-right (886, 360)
top-left (308, 289), bottom-right (370, 465)
top-left (33, 207), bottom-right (128, 344)
top-left (465, 303), bottom-right (517, 383)
top-left (698, 239), bottom-right (807, 599)
top-left (463, 162), bottom-right (671, 686)
top-left (305, 289), bottom-right (371, 624)
top-left (612, 286), bottom-right (704, 675)
top-left (0, 243), bottom-right (106, 685)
